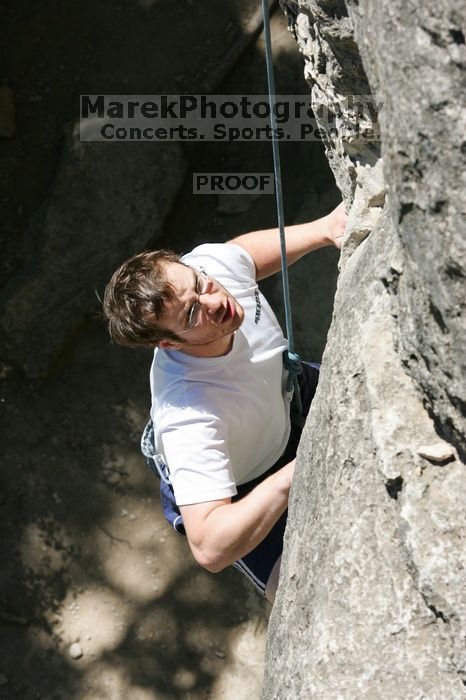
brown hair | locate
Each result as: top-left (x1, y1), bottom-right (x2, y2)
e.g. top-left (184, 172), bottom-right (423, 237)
top-left (102, 249), bottom-right (183, 347)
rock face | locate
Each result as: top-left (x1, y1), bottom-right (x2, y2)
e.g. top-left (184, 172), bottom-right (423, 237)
top-left (0, 123), bottom-right (184, 376)
top-left (263, 1), bottom-right (466, 697)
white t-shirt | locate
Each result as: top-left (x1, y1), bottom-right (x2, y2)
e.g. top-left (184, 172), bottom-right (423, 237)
top-left (149, 243), bottom-right (291, 506)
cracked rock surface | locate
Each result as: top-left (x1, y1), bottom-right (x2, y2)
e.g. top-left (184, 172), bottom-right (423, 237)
top-left (264, 0), bottom-right (466, 697)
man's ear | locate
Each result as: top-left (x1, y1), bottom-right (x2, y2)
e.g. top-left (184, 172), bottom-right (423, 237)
top-left (158, 338), bottom-right (182, 350)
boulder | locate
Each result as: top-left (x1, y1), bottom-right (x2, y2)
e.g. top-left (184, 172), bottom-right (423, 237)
top-left (0, 122), bottom-right (185, 376)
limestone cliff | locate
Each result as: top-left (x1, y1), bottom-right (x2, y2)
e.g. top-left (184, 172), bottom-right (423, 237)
top-left (263, 1), bottom-right (466, 697)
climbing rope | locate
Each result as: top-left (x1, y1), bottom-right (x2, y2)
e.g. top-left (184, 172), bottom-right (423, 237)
top-left (261, 0), bottom-right (303, 417)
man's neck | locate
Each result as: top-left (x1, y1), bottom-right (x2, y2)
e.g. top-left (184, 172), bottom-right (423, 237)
top-left (178, 332), bottom-right (235, 358)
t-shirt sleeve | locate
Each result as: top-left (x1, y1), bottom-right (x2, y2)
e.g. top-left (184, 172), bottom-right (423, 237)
top-left (181, 243), bottom-right (256, 290)
top-left (159, 409), bottom-right (237, 506)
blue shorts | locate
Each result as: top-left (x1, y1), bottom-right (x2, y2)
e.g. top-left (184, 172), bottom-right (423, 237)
top-left (231, 361), bottom-right (320, 596)
top-left (232, 511), bottom-right (288, 596)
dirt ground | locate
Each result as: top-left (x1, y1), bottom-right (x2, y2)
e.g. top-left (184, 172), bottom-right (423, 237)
top-left (0, 2), bottom-right (339, 698)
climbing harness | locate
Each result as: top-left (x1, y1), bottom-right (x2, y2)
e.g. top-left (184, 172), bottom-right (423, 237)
top-left (141, 419), bottom-right (185, 534)
top-left (261, 0), bottom-right (303, 419)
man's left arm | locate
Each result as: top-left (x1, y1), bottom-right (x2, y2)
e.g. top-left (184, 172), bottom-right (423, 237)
top-left (226, 201), bottom-right (347, 281)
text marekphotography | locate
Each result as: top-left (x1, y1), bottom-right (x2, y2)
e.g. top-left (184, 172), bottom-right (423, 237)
top-left (80, 95), bottom-right (384, 142)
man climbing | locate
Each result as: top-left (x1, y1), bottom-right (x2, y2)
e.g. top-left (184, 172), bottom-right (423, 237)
top-left (102, 202), bottom-right (347, 602)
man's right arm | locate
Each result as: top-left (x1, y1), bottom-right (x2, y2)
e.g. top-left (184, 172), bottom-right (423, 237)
top-left (226, 201), bottom-right (347, 281)
top-left (179, 459), bottom-right (295, 572)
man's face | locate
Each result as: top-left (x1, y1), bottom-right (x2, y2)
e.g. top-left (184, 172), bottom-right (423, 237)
top-left (159, 262), bottom-right (245, 356)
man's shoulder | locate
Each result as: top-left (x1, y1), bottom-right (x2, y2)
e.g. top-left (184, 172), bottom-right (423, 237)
top-left (182, 242), bottom-right (255, 283)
